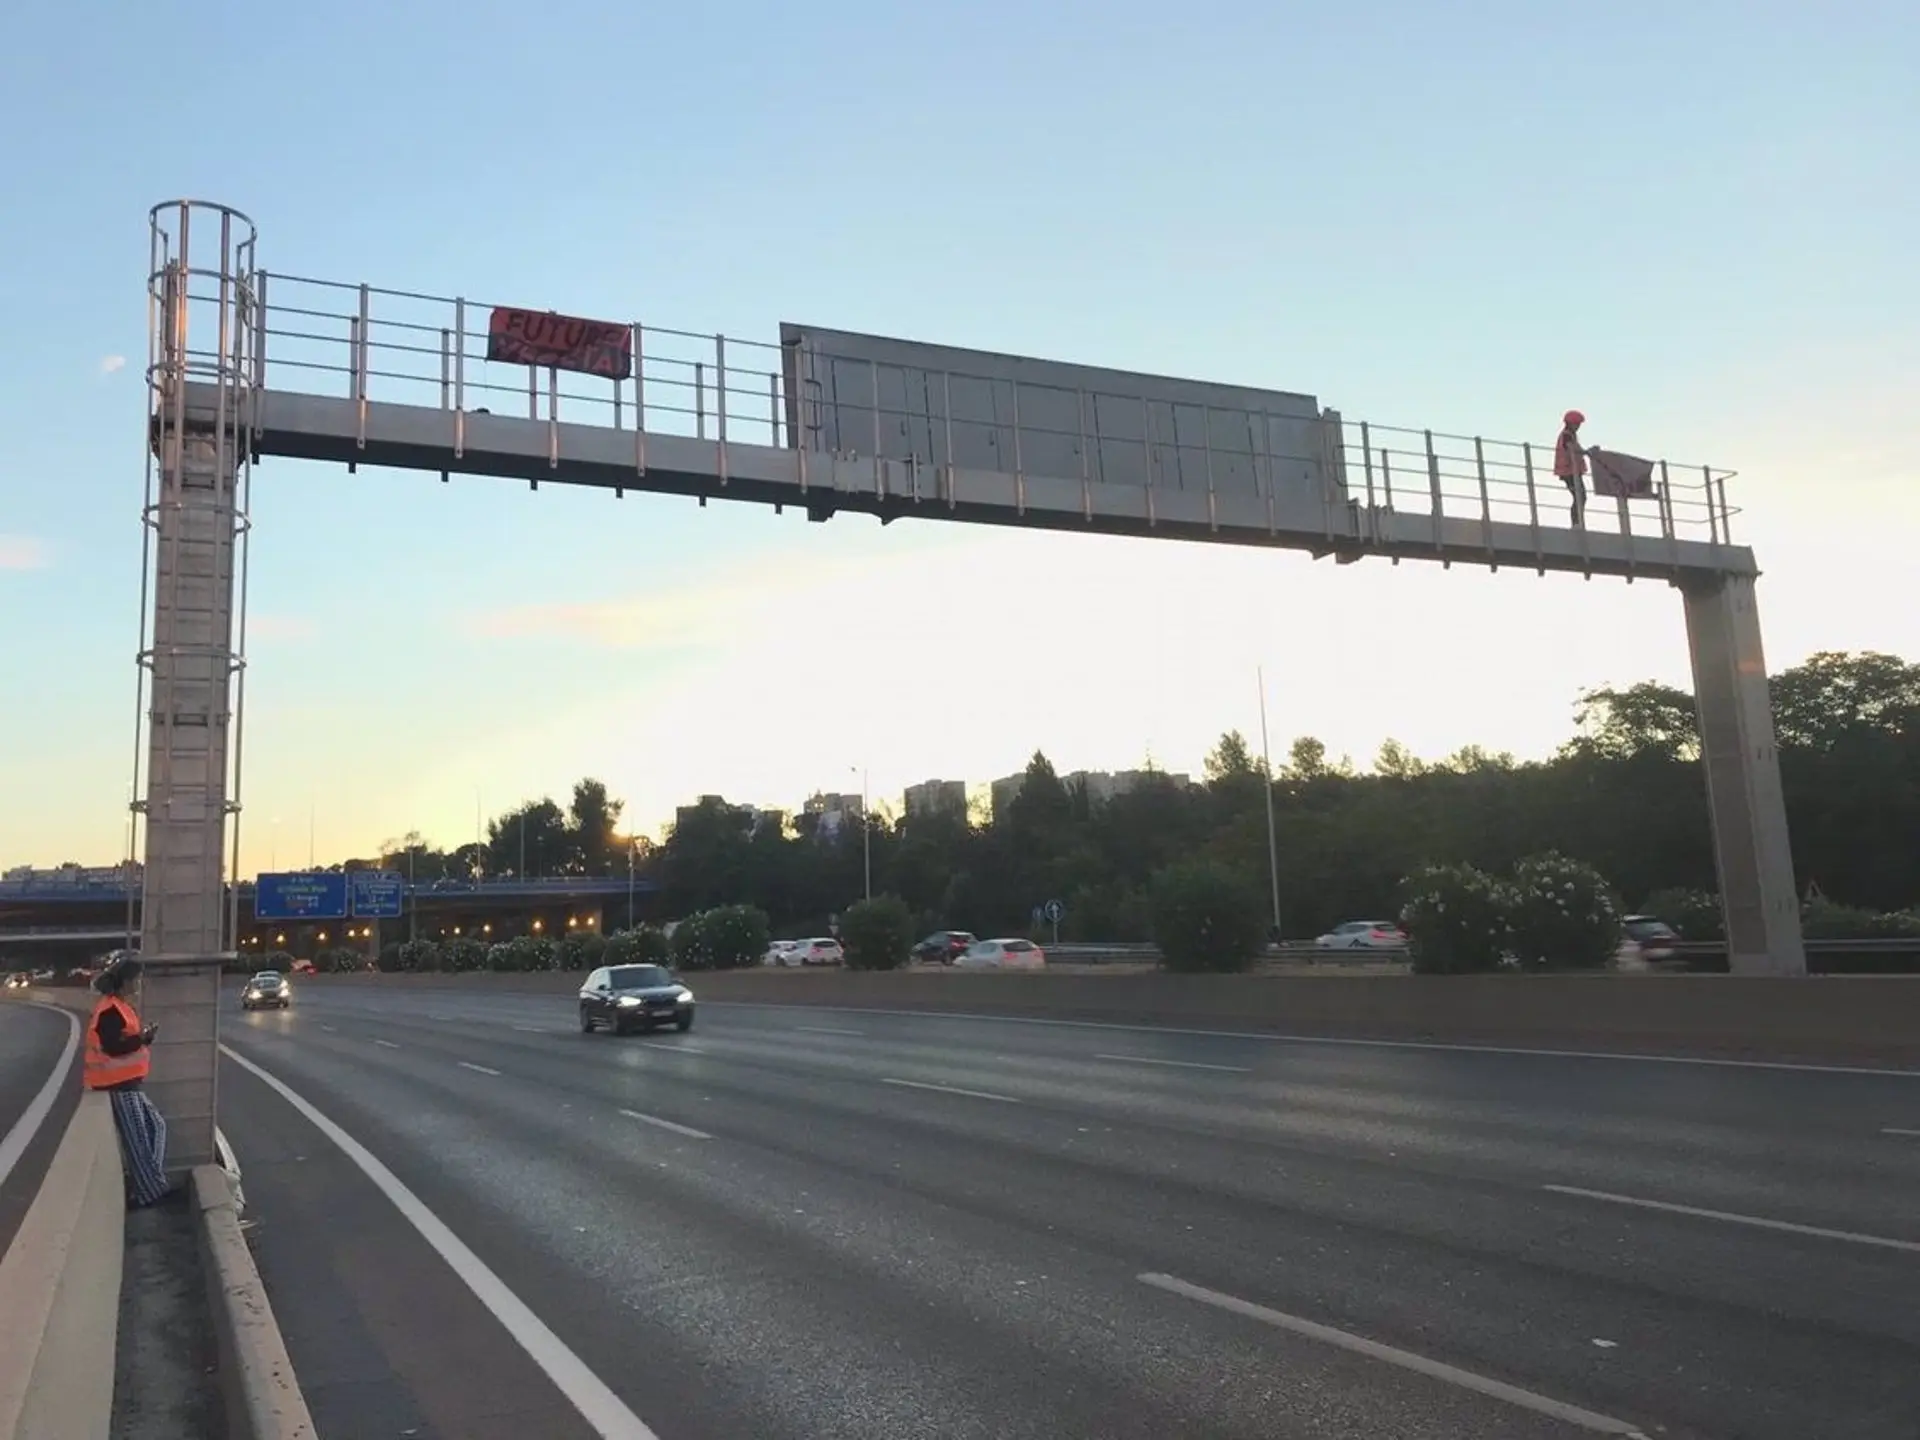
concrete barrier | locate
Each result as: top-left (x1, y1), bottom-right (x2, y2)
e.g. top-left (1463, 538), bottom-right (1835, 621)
top-left (191, 1164), bottom-right (315, 1440)
top-left (0, 1094), bottom-right (123, 1440)
top-left (319, 968), bottom-right (1920, 1067)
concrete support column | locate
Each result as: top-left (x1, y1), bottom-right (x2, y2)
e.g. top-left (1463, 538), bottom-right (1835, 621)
top-left (139, 412), bottom-right (241, 1171)
top-left (1682, 574), bottom-right (1806, 976)
top-left (137, 199), bottom-right (260, 1175)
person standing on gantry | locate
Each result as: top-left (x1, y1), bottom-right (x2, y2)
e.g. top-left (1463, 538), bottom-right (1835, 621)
top-left (1554, 409), bottom-right (1593, 526)
top-left (83, 954), bottom-right (172, 1207)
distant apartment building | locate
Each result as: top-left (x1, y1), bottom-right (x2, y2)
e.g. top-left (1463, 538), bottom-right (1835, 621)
top-left (672, 796), bottom-right (782, 838)
top-left (802, 791), bottom-right (865, 838)
top-left (903, 778), bottom-right (967, 819)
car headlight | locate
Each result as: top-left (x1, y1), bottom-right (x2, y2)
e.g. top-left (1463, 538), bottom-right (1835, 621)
top-left (617, 995), bottom-right (641, 1006)
top-left (677, 989), bottom-right (693, 1002)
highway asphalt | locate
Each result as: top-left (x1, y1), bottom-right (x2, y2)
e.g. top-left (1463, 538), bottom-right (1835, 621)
top-left (217, 982), bottom-right (1920, 1440)
top-left (0, 999), bottom-right (80, 1257)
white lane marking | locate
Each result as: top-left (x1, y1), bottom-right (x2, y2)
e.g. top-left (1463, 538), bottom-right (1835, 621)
top-left (429, 1013), bottom-right (455, 1022)
top-left (1882, 1127), bottom-right (1920, 1137)
top-left (1139, 1272), bottom-right (1648, 1438)
top-left (0, 1004), bottom-right (80, 1192)
top-left (459, 1062), bottom-right (502, 1077)
top-left (1542, 1184), bottom-right (1920, 1255)
top-left (373, 1039), bottom-right (400, 1050)
top-left (1095, 1052), bottom-right (1251, 1074)
top-left (511, 1025), bottom-right (543, 1033)
top-left (618, 1108), bottom-right (711, 1141)
top-left (881, 1077), bottom-right (1021, 1104)
top-left (661, 1043), bottom-right (710, 1055)
top-left (219, 1044), bottom-right (659, 1439)
top-left (707, 1002), bottom-right (1920, 1079)
top-left (320, 1025), bottom-right (338, 1033)
top-left (794, 1026), bottom-right (864, 1037)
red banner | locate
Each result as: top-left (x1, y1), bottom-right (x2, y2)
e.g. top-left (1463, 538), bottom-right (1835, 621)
top-left (486, 307), bottom-right (632, 381)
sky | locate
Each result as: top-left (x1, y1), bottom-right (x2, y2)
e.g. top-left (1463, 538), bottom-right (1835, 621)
top-left (0, 0), bottom-right (1915, 873)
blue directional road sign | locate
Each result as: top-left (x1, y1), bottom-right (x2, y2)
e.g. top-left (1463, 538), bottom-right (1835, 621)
top-left (349, 870), bottom-right (405, 919)
top-left (1043, 899), bottom-right (1065, 924)
top-left (254, 871), bottom-right (348, 921)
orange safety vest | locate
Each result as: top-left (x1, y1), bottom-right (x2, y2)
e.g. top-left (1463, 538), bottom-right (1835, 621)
top-left (83, 996), bottom-right (150, 1090)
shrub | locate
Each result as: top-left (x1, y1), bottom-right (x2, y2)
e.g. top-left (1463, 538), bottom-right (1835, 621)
top-left (556, 932), bottom-right (607, 972)
top-left (314, 946), bottom-right (370, 974)
top-left (1641, 887), bottom-right (1723, 941)
top-left (672, 905), bottom-right (770, 971)
top-left (441, 936), bottom-right (486, 973)
top-left (397, 939), bottom-right (442, 972)
top-left (1148, 862), bottom-right (1266, 973)
top-left (376, 941), bottom-right (406, 973)
top-left (1803, 898), bottom-right (1920, 940)
top-left (841, 895), bottom-right (915, 971)
top-left (483, 936), bottom-right (558, 972)
top-left (603, 926), bottom-right (670, 967)
top-left (1506, 852), bottom-right (1622, 971)
top-left (261, 950), bottom-right (295, 974)
top-left (668, 912), bottom-right (710, 969)
top-left (1399, 863), bottom-right (1512, 974)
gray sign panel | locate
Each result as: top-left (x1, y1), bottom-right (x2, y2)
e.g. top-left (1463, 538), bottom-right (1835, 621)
top-left (779, 324), bottom-right (1342, 512)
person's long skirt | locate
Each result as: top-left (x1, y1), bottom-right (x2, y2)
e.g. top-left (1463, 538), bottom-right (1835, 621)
top-left (108, 1088), bottom-right (171, 1206)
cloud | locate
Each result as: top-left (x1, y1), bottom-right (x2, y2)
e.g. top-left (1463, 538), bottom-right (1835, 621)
top-left (246, 614), bottom-right (317, 644)
top-left (98, 355), bottom-right (127, 376)
top-left (0, 535), bottom-right (48, 570)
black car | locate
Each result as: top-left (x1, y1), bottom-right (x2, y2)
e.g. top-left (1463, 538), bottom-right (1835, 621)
top-left (912, 930), bottom-right (977, 965)
top-left (579, 964), bottom-right (696, 1035)
top-left (241, 972), bottom-right (290, 1010)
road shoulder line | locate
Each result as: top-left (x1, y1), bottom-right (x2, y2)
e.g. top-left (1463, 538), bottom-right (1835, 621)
top-left (218, 1043), bottom-right (660, 1439)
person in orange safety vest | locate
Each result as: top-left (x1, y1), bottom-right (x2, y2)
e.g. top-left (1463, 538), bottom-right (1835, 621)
top-left (1554, 409), bottom-right (1591, 526)
top-left (84, 955), bottom-right (172, 1207)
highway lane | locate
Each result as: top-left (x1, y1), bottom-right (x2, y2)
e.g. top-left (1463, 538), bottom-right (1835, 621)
top-left (218, 984), bottom-right (1920, 1439)
top-left (0, 999), bottom-right (80, 1257)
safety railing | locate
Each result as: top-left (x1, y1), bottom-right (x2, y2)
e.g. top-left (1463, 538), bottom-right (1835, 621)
top-left (173, 267), bottom-right (1742, 549)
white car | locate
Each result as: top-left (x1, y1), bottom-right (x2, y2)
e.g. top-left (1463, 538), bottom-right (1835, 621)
top-left (955, 938), bottom-right (1046, 970)
top-left (791, 938), bottom-right (844, 967)
top-left (1315, 921), bottom-right (1409, 950)
top-left (763, 940), bottom-right (802, 967)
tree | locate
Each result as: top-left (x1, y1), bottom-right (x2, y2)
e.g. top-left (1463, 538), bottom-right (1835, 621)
top-left (1771, 651), bottom-right (1920, 751)
top-left (1566, 682), bottom-right (1699, 762)
top-left (1204, 731), bottom-right (1260, 784)
top-left (486, 798), bottom-right (570, 877)
top-left (1285, 736), bottom-right (1332, 781)
top-left (568, 778), bottom-right (625, 876)
top-left (1375, 739), bottom-right (1426, 779)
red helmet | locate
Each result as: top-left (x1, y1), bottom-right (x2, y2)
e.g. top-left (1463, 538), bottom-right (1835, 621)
top-left (1563, 409), bottom-right (1586, 426)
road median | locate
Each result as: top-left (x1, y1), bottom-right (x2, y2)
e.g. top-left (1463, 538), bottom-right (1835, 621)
top-left (315, 968), bottom-right (1920, 1068)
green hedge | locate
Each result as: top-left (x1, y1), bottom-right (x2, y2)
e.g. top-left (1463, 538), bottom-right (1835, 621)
top-left (841, 896), bottom-right (914, 971)
top-left (1148, 862), bottom-right (1265, 974)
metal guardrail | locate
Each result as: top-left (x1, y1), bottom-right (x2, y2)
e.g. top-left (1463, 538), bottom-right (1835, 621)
top-left (1042, 942), bottom-right (1406, 966)
top-left (1042, 938), bottom-right (1920, 970)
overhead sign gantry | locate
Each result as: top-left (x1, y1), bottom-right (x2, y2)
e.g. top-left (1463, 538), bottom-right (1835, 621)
top-left (130, 199), bottom-right (1805, 1167)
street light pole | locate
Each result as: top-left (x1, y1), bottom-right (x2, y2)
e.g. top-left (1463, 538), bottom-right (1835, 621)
top-left (852, 765), bottom-right (871, 903)
top-left (626, 839), bottom-right (636, 931)
top-left (1256, 666), bottom-right (1283, 942)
